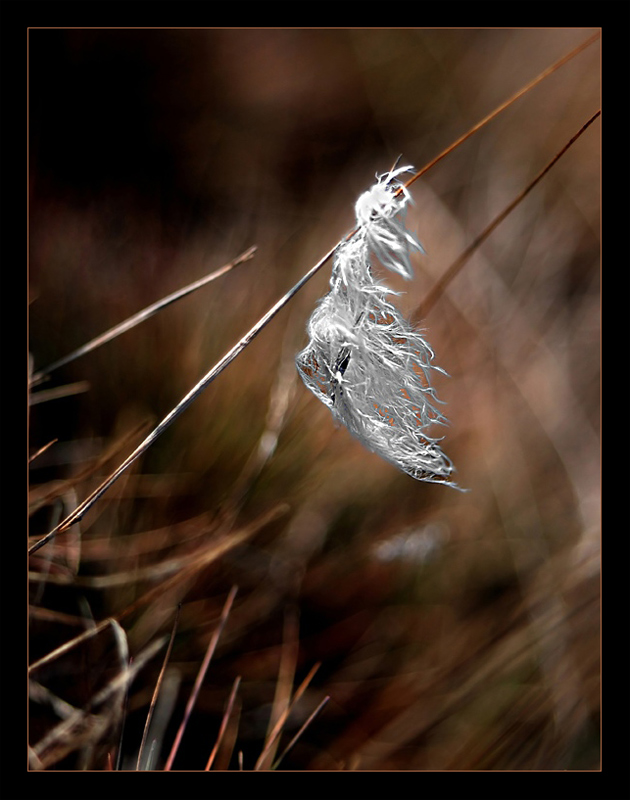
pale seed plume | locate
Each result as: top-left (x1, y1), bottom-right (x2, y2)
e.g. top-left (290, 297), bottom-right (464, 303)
top-left (296, 166), bottom-right (462, 488)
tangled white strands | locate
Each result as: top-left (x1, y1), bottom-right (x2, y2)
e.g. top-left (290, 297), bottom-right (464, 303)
top-left (296, 165), bottom-right (462, 489)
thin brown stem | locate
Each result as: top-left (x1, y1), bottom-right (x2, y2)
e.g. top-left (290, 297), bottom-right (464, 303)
top-left (403, 31), bottom-right (599, 192)
top-left (204, 675), bottom-right (241, 770)
top-left (28, 438), bottom-right (58, 464)
top-left (271, 695), bottom-right (330, 770)
top-left (30, 632), bottom-right (166, 769)
top-left (28, 33), bottom-right (598, 556)
top-left (164, 586), bottom-right (237, 771)
top-left (136, 604), bottom-right (182, 770)
top-left (28, 243), bottom-right (336, 555)
top-left (29, 381), bottom-right (90, 405)
top-left (28, 509), bottom-right (281, 674)
top-left (254, 662), bottom-right (321, 770)
top-left (30, 246), bottom-right (257, 385)
top-left (415, 110), bottom-right (601, 320)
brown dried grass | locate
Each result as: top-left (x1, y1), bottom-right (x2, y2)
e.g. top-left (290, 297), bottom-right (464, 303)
top-left (28, 28), bottom-right (600, 772)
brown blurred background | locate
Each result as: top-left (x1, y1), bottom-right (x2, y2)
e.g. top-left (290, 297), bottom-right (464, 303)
top-left (28, 28), bottom-right (600, 771)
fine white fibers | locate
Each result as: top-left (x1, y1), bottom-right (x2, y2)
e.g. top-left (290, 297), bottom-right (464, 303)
top-left (296, 165), bottom-right (461, 488)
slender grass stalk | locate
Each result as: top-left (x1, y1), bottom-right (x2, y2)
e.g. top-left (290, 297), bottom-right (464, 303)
top-left (164, 586), bottom-right (237, 770)
top-left (30, 246), bottom-right (257, 385)
top-left (29, 381), bottom-right (90, 405)
top-left (403, 31), bottom-right (600, 194)
top-left (30, 628), bottom-right (166, 769)
top-left (28, 438), bottom-right (58, 463)
top-left (29, 509), bottom-right (281, 674)
top-left (27, 33), bottom-right (598, 556)
top-left (254, 662), bottom-right (321, 770)
top-left (415, 110), bottom-right (601, 320)
top-left (28, 419), bottom-right (153, 522)
top-left (136, 604), bottom-right (182, 770)
top-left (204, 675), bottom-right (241, 770)
top-left (271, 695), bottom-right (330, 770)
top-left (256, 607), bottom-right (300, 770)
top-left (27, 245), bottom-right (337, 554)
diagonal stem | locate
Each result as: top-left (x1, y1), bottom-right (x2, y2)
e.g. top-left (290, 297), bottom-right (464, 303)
top-left (136, 604), bottom-right (182, 770)
top-left (271, 695), bottom-right (330, 770)
top-left (415, 110), bottom-right (601, 321)
top-left (403, 31), bottom-right (599, 193)
top-left (28, 33), bottom-right (598, 556)
top-left (164, 586), bottom-right (237, 770)
top-left (28, 246), bottom-right (337, 555)
top-left (204, 675), bottom-right (241, 770)
top-left (30, 246), bottom-right (257, 385)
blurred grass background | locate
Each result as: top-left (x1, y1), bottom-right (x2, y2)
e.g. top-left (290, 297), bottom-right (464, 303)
top-left (28, 27), bottom-right (600, 771)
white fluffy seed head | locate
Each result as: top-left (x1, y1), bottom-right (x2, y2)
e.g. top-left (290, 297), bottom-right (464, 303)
top-left (296, 165), bottom-right (462, 489)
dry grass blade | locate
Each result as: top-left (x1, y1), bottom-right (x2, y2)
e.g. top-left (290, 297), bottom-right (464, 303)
top-left (30, 623), bottom-right (166, 770)
top-left (28, 439), bottom-right (58, 464)
top-left (254, 661), bottom-right (321, 770)
top-left (225, 330), bottom-right (299, 514)
top-left (29, 381), bottom-right (90, 405)
top-left (271, 696), bottom-right (330, 770)
top-left (403, 30), bottom-right (600, 192)
top-left (136, 604), bottom-right (182, 770)
top-left (204, 675), bottom-right (241, 770)
top-left (255, 607), bottom-right (300, 770)
top-left (27, 34), bottom-right (597, 557)
top-left (30, 539), bottom-right (238, 588)
top-left (28, 417), bottom-right (153, 521)
top-left (29, 28), bottom-right (600, 774)
top-left (29, 507), bottom-right (283, 673)
top-left (29, 617), bottom-right (112, 675)
top-left (30, 245), bottom-right (257, 385)
top-left (415, 110), bottom-right (601, 320)
top-left (164, 586), bottom-right (238, 770)
top-left (27, 244), bottom-right (336, 555)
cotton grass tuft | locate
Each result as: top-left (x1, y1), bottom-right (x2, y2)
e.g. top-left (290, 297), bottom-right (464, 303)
top-left (296, 165), bottom-right (461, 488)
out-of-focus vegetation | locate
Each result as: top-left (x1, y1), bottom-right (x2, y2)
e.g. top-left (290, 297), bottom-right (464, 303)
top-left (28, 28), bottom-right (600, 771)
